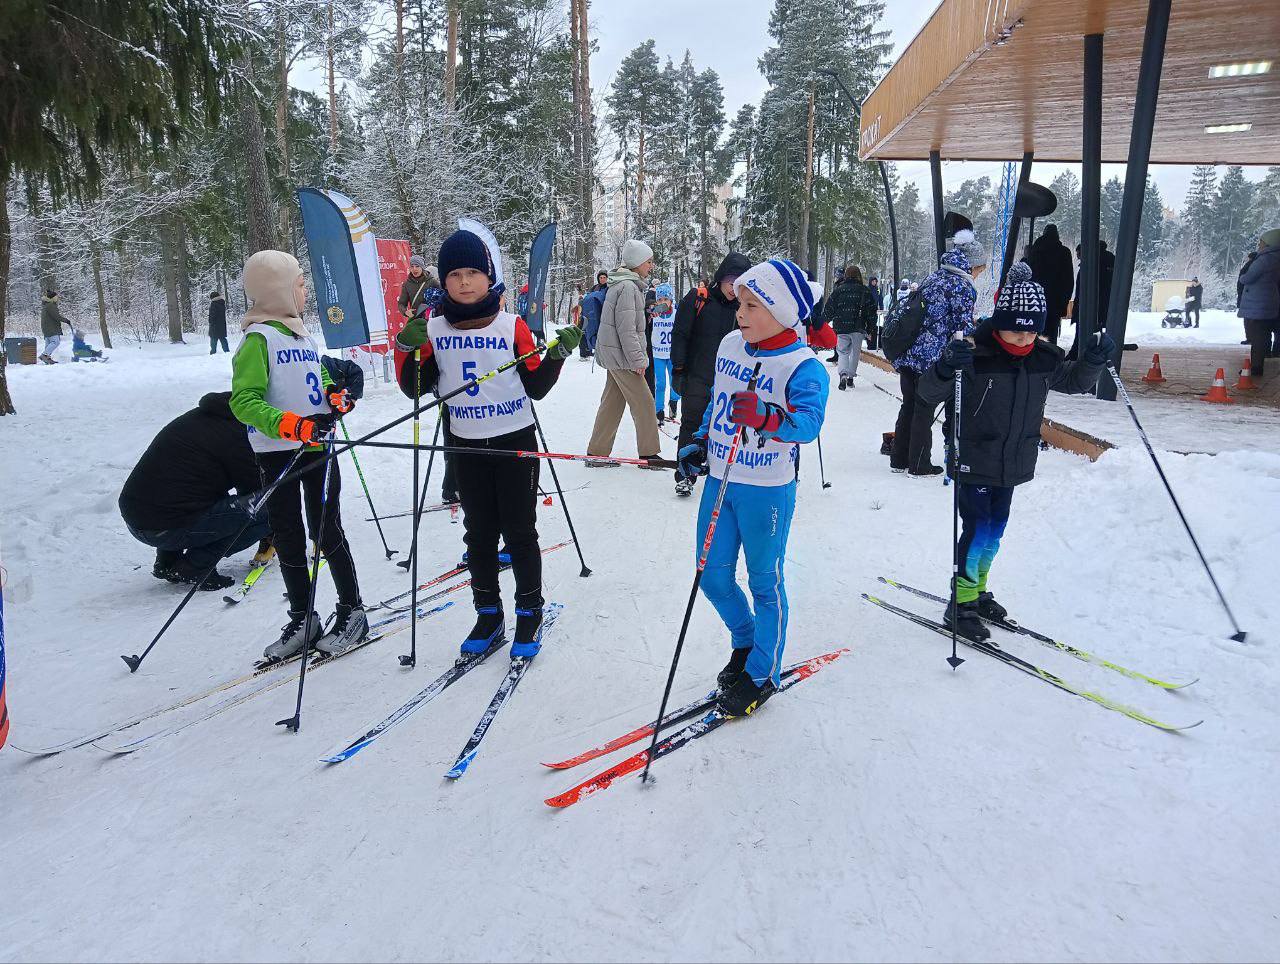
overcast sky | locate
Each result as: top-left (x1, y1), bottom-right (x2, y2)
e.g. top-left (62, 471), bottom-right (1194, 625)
top-left (588, 0), bottom-right (1260, 209)
top-left (300, 0), bottom-right (1262, 210)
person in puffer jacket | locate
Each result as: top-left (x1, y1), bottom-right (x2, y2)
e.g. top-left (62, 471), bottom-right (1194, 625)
top-left (891, 224), bottom-right (988, 476)
top-left (916, 261), bottom-right (1112, 642)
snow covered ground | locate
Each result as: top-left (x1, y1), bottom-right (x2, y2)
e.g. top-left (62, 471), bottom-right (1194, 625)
top-left (1121, 308), bottom-right (1246, 347)
top-left (1, 339), bottom-right (1278, 962)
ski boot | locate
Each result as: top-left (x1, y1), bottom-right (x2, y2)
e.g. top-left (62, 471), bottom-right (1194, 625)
top-left (674, 477), bottom-right (695, 498)
top-left (880, 432), bottom-right (895, 457)
top-left (171, 556), bottom-right (235, 590)
top-left (460, 605), bottom-right (505, 657)
top-left (976, 592), bottom-right (1008, 624)
top-left (315, 603), bottom-right (369, 657)
top-left (669, 400), bottom-right (678, 420)
top-left (716, 647), bottom-right (750, 691)
top-left (152, 549), bottom-right (182, 581)
top-left (263, 609), bottom-right (323, 661)
top-left (717, 670), bottom-right (776, 718)
top-left (943, 599), bottom-right (991, 644)
top-left (510, 606), bottom-right (545, 658)
top-left (838, 375), bottom-right (850, 391)
top-left (639, 454), bottom-right (667, 471)
top-left (656, 410), bottom-right (666, 425)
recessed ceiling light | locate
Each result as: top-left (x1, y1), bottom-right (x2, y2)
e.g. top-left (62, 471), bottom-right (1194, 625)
top-left (1205, 123), bottom-right (1252, 134)
top-left (1208, 61), bottom-right (1271, 78)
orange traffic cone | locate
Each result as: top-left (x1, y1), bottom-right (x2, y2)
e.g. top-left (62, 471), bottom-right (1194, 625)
top-left (1200, 368), bottom-right (1233, 404)
top-left (1142, 353), bottom-right (1167, 384)
top-left (1235, 358), bottom-right (1259, 391)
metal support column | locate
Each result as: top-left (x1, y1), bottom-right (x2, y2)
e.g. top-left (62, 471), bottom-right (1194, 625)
top-left (929, 149), bottom-right (945, 261)
top-left (1098, 0), bottom-right (1171, 400)
top-left (999, 151), bottom-right (1035, 285)
top-left (879, 161), bottom-right (900, 289)
top-left (1078, 34), bottom-right (1104, 359)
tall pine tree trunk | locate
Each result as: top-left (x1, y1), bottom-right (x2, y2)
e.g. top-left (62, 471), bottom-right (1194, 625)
top-left (576, 0), bottom-right (595, 275)
top-left (636, 126), bottom-right (645, 229)
top-left (394, 0), bottom-right (406, 107)
top-left (240, 52), bottom-right (278, 254)
top-left (327, 2), bottom-right (339, 154)
top-left (0, 178), bottom-right (14, 415)
top-left (798, 84), bottom-right (815, 269)
top-left (569, 0), bottom-right (583, 278)
top-left (445, 0), bottom-right (459, 109)
top-left (175, 216), bottom-right (195, 333)
top-left (159, 220), bottom-right (184, 344)
top-left (91, 242), bottom-right (112, 349)
top-left (275, 12), bottom-right (292, 244)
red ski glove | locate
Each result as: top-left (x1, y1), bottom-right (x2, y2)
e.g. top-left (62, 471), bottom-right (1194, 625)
top-left (729, 391), bottom-right (785, 436)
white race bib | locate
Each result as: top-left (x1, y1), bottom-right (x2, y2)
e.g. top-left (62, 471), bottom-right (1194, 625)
top-left (706, 332), bottom-right (813, 487)
top-left (651, 312), bottom-right (675, 360)
top-left (427, 311), bottom-right (534, 439)
top-left (241, 323), bottom-right (328, 453)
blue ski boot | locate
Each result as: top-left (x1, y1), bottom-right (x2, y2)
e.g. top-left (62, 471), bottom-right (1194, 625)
top-left (510, 607), bottom-right (544, 658)
top-left (460, 605), bottom-right (505, 655)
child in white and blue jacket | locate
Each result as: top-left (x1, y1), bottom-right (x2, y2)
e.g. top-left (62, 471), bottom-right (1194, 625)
top-left (676, 259), bottom-right (829, 717)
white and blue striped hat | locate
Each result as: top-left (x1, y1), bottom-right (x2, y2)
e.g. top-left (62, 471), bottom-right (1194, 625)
top-left (734, 259), bottom-right (824, 330)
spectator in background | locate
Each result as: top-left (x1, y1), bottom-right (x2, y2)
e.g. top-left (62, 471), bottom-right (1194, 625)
top-left (823, 264), bottom-right (878, 390)
top-left (1237, 228), bottom-right (1280, 377)
top-left (868, 276), bottom-right (883, 310)
top-left (1184, 276), bottom-right (1203, 329)
top-left (585, 240), bottom-right (662, 466)
top-left (1069, 240), bottom-right (1114, 358)
top-left (397, 255), bottom-right (439, 320)
top-left (891, 213), bottom-right (986, 477)
top-left (39, 289), bottom-right (73, 364)
top-left (208, 290), bottom-right (229, 353)
top-left (579, 270), bottom-right (608, 359)
top-left (1024, 224), bottom-right (1074, 345)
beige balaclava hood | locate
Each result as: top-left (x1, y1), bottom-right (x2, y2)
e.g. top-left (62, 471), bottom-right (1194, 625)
top-left (243, 250), bottom-right (308, 337)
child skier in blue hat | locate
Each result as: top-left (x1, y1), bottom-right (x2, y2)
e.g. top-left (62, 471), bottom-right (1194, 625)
top-left (676, 259), bottom-right (829, 717)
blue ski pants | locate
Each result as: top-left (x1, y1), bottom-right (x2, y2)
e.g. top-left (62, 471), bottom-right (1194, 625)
top-left (696, 478), bottom-right (796, 685)
top-left (653, 358), bottom-right (680, 412)
top-left (956, 482), bottom-right (1014, 603)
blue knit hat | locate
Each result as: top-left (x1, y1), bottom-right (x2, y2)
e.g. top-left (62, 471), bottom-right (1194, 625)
top-left (992, 262), bottom-right (1046, 333)
top-left (438, 230), bottom-right (495, 284)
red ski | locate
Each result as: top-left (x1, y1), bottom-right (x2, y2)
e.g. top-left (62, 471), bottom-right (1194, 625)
top-left (545, 649), bottom-right (847, 809)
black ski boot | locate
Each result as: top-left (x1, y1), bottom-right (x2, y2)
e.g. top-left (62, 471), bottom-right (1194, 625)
top-left (510, 606), bottom-right (544, 658)
top-left (717, 648), bottom-right (750, 691)
top-left (668, 400), bottom-right (678, 419)
top-left (153, 549), bottom-right (182, 581)
top-left (717, 670), bottom-right (776, 718)
top-left (976, 592), bottom-right (1008, 624)
top-left (460, 605), bottom-right (505, 656)
top-left (943, 599), bottom-right (991, 643)
top-left (171, 556), bottom-right (235, 590)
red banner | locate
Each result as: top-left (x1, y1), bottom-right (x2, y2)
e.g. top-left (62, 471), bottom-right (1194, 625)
top-left (369, 238), bottom-right (412, 354)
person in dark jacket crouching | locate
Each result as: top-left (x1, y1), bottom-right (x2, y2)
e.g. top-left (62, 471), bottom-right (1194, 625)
top-left (119, 391), bottom-right (272, 589)
top-left (917, 262), bottom-right (1111, 641)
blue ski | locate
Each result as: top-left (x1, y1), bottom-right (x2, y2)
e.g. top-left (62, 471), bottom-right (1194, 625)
top-left (444, 603), bottom-right (564, 780)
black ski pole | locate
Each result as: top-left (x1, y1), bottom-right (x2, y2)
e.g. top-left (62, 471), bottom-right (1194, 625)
top-left (816, 431), bottom-right (832, 489)
top-left (340, 420), bottom-right (397, 560)
top-left (947, 361), bottom-right (965, 670)
top-left (277, 434), bottom-right (337, 732)
top-left (398, 413), bottom-right (442, 573)
top-left (641, 364), bottom-right (759, 785)
top-left (1107, 364), bottom-right (1246, 641)
top-left (121, 445), bottom-right (307, 673)
top-left (402, 347), bottom-right (424, 667)
top-left (531, 403), bottom-right (591, 577)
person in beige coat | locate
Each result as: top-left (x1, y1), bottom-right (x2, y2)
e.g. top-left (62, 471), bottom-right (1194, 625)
top-left (586, 239), bottom-right (662, 464)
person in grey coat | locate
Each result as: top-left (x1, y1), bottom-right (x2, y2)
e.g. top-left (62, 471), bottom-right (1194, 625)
top-left (1237, 228), bottom-right (1280, 377)
top-left (585, 239), bottom-right (662, 463)
top-left (208, 290), bottom-right (229, 353)
top-left (39, 289), bottom-right (73, 364)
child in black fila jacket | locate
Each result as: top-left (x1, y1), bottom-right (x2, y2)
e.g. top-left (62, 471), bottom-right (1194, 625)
top-left (395, 228), bottom-right (582, 657)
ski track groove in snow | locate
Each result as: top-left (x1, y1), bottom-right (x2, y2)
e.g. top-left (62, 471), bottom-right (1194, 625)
top-left (0, 340), bottom-right (1278, 961)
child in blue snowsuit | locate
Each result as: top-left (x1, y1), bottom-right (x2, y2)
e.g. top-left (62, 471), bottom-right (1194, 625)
top-left (650, 282), bottom-right (680, 420)
top-left (676, 259), bottom-right (829, 717)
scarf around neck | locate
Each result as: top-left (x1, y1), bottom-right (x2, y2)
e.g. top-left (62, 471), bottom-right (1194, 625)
top-left (439, 287), bottom-right (503, 324)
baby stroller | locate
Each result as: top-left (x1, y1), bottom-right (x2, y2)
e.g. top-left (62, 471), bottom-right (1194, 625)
top-left (1160, 296), bottom-right (1190, 329)
top-left (71, 329), bottom-right (106, 361)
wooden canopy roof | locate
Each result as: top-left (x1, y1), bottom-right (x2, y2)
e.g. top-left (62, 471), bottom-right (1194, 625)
top-left (859, 0), bottom-right (1280, 164)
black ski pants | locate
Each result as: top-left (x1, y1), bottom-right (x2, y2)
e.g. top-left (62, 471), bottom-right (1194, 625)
top-left (676, 378), bottom-right (713, 479)
top-left (890, 369), bottom-right (940, 472)
top-left (257, 448), bottom-right (362, 613)
top-left (453, 424), bottom-right (543, 612)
